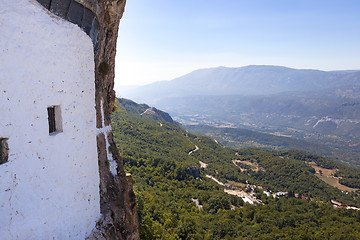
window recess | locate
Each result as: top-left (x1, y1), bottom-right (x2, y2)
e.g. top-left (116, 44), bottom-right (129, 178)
top-left (47, 105), bottom-right (63, 135)
top-left (0, 138), bottom-right (9, 165)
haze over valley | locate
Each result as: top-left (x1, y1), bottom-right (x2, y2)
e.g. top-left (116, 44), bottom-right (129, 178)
top-left (119, 65), bottom-right (360, 167)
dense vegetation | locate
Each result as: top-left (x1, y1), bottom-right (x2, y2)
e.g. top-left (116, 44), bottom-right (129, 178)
top-left (112, 98), bottom-right (360, 239)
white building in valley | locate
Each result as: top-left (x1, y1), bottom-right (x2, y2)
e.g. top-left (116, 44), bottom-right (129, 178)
top-left (0, 0), bottom-right (102, 238)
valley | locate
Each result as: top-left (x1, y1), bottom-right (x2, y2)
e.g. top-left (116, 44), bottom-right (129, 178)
top-left (120, 65), bottom-right (360, 168)
top-left (111, 98), bottom-right (360, 239)
top-left (164, 94), bottom-right (360, 154)
top-left (186, 124), bottom-right (360, 169)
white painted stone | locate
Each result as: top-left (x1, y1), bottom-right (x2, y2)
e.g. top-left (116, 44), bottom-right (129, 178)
top-left (0, 0), bottom-right (100, 239)
top-left (97, 100), bottom-right (117, 176)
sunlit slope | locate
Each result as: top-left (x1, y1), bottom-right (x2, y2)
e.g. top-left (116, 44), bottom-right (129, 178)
top-left (111, 98), bottom-right (360, 239)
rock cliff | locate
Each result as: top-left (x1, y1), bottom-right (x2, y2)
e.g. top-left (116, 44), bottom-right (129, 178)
top-left (83, 1), bottom-right (140, 239)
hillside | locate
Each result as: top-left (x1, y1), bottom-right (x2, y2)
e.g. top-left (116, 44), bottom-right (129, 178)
top-left (111, 98), bottom-right (360, 239)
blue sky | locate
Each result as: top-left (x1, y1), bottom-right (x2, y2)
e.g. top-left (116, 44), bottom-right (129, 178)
top-left (115, 0), bottom-right (360, 89)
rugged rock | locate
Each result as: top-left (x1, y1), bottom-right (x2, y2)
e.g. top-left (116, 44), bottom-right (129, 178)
top-left (141, 107), bottom-right (175, 123)
top-left (87, 1), bottom-right (140, 239)
top-left (118, 98), bottom-right (175, 124)
top-left (187, 166), bottom-right (200, 178)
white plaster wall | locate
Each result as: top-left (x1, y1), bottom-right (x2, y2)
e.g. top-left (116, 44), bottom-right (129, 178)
top-left (0, 0), bottom-right (100, 239)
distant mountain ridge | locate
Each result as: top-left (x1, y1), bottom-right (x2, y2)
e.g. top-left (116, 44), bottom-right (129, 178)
top-left (118, 65), bottom-right (360, 167)
top-left (121, 65), bottom-right (360, 102)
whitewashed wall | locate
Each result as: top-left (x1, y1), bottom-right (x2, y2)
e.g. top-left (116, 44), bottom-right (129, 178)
top-left (0, 0), bottom-right (100, 239)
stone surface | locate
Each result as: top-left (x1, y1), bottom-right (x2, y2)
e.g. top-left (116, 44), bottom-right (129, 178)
top-left (187, 166), bottom-right (200, 178)
top-left (0, 0), bottom-right (100, 238)
top-left (50, 0), bottom-right (71, 18)
top-left (90, 19), bottom-right (99, 52)
top-left (33, 0), bottom-right (140, 239)
top-left (33, 0), bottom-right (140, 238)
top-left (82, 7), bottom-right (95, 35)
top-left (37, 0), bottom-right (51, 8)
top-left (92, 1), bottom-right (140, 238)
top-left (67, 1), bottom-right (83, 28)
top-left (36, 0), bottom-right (99, 52)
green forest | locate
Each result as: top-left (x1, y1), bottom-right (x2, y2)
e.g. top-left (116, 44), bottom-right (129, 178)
top-left (112, 98), bottom-right (360, 240)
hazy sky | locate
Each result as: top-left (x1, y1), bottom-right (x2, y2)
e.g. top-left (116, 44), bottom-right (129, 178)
top-left (115, 0), bottom-right (360, 89)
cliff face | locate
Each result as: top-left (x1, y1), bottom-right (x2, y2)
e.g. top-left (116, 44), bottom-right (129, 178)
top-left (36, 0), bottom-right (139, 239)
top-left (92, 1), bottom-right (140, 239)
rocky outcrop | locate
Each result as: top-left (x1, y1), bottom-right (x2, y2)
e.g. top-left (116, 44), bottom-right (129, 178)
top-left (118, 98), bottom-right (175, 124)
top-left (35, 0), bottom-right (140, 239)
top-left (84, 1), bottom-right (140, 239)
top-left (141, 107), bottom-right (175, 123)
top-left (187, 166), bottom-right (200, 178)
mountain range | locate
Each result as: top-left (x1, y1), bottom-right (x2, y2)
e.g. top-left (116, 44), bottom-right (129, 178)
top-left (121, 65), bottom-right (360, 102)
top-left (119, 65), bottom-right (360, 167)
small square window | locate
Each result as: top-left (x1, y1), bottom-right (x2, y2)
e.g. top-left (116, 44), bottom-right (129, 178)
top-left (47, 105), bottom-right (63, 135)
top-left (0, 138), bottom-right (9, 165)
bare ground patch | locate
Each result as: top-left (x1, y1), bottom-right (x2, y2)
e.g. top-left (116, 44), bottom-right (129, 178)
top-left (233, 160), bottom-right (263, 172)
top-left (307, 162), bottom-right (359, 192)
top-left (228, 180), bottom-right (247, 188)
top-left (199, 161), bottom-right (208, 169)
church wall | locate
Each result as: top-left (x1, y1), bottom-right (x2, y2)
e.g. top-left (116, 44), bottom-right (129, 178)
top-left (0, 0), bottom-right (100, 239)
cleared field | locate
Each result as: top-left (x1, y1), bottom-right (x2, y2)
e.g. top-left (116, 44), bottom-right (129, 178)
top-left (316, 174), bottom-right (357, 192)
top-left (228, 180), bottom-right (247, 188)
top-left (307, 162), bottom-right (358, 192)
top-left (233, 160), bottom-right (261, 172)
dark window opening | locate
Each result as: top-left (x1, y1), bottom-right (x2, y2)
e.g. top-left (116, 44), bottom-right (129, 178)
top-left (48, 106), bottom-right (56, 133)
top-left (0, 138), bottom-right (9, 165)
top-left (47, 105), bottom-right (63, 135)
